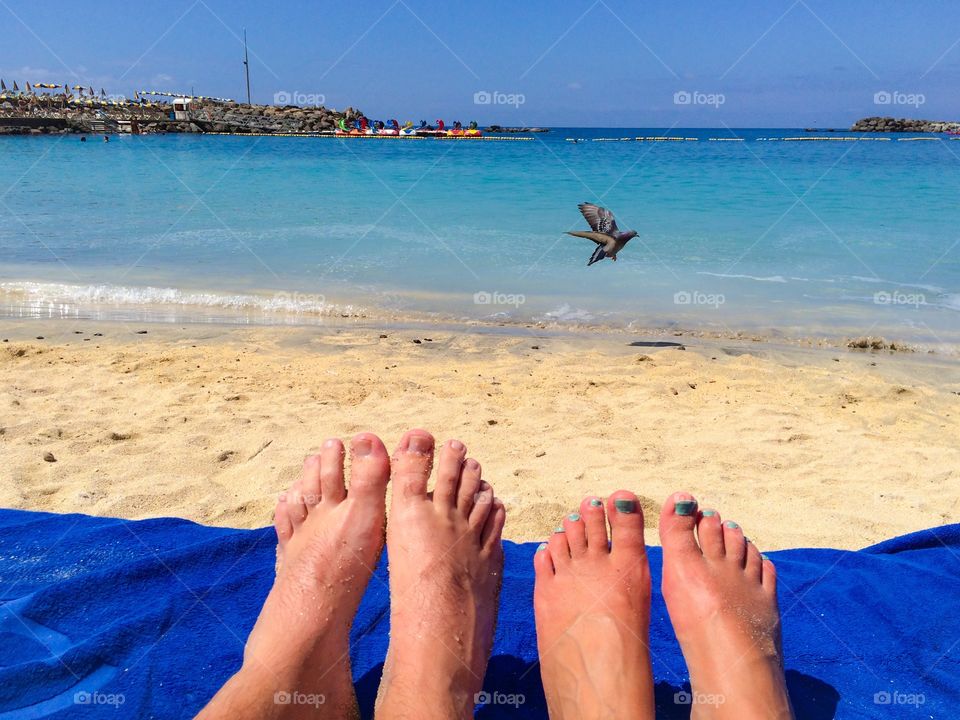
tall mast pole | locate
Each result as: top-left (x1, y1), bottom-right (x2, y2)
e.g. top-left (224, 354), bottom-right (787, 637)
top-left (243, 29), bottom-right (252, 105)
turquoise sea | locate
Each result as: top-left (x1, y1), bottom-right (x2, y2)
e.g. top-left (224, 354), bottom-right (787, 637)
top-left (1, 129), bottom-right (958, 346)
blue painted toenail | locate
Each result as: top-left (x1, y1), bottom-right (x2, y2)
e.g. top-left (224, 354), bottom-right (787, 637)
top-left (614, 499), bottom-right (636, 513)
top-left (537, 543), bottom-right (547, 552)
top-left (701, 510), bottom-right (717, 517)
top-left (554, 526), bottom-right (565, 533)
top-left (725, 521), bottom-right (740, 530)
top-left (568, 513), bottom-right (581, 521)
top-left (674, 500), bottom-right (697, 516)
top-left (589, 498), bottom-right (602, 507)
top-left (761, 554), bottom-right (770, 561)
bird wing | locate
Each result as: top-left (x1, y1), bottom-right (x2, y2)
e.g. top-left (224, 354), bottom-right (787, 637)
top-left (577, 203), bottom-right (619, 235)
top-left (566, 231), bottom-right (609, 245)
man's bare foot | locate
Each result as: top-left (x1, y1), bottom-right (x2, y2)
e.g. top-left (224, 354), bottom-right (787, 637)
top-left (659, 492), bottom-right (794, 719)
top-left (198, 434), bottom-right (391, 720)
top-left (533, 492), bottom-right (655, 720)
top-left (375, 430), bottom-right (506, 720)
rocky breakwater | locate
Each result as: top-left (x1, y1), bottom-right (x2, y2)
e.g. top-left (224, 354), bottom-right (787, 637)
top-left (190, 102), bottom-right (361, 134)
top-left (851, 116), bottom-right (960, 133)
top-left (0, 102), bottom-right (362, 136)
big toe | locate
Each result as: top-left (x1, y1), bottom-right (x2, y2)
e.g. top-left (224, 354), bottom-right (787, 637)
top-left (659, 492), bottom-right (702, 561)
top-left (348, 433), bottom-right (390, 500)
top-left (391, 429), bottom-right (435, 501)
top-left (607, 491), bottom-right (647, 559)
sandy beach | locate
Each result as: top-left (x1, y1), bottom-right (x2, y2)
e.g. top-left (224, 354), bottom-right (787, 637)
top-left (1, 318), bottom-right (957, 550)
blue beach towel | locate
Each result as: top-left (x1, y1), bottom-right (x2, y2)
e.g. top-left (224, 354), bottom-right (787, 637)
top-left (0, 509), bottom-right (957, 718)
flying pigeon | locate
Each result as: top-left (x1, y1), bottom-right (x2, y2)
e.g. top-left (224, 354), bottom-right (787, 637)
top-left (566, 203), bottom-right (637, 266)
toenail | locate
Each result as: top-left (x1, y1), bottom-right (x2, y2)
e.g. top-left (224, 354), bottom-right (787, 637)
top-left (589, 498), bottom-right (603, 507)
top-left (408, 434), bottom-right (433, 454)
top-left (568, 513), bottom-right (581, 521)
top-left (701, 510), bottom-right (717, 517)
top-left (614, 499), bottom-right (636, 514)
top-left (761, 554), bottom-right (770, 561)
top-left (725, 521), bottom-right (740, 529)
top-left (554, 526), bottom-right (565, 533)
top-left (674, 500), bottom-right (698, 516)
top-left (449, 439), bottom-right (464, 451)
top-left (537, 543), bottom-right (547, 552)
top-left (323, 438), bottom-right (339, 448)
top-left (353, 437), bottom-right (374, 456)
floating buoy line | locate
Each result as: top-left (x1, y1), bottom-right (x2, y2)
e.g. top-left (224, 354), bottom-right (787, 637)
top-left (563, 135), bottom-right (954, 143)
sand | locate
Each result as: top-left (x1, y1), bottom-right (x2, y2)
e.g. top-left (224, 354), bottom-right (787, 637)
top-left (1, 318), bottom-right (958, 550)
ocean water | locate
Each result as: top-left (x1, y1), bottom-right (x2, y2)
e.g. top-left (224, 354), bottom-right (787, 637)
top-left (1, 129), bottom-right (958, 346)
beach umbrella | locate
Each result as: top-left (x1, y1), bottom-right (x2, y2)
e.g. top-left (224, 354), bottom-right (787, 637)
top-left (0, 79), bottom-right (6, 91)
top-left (13, 81), bottom-right (19, 92)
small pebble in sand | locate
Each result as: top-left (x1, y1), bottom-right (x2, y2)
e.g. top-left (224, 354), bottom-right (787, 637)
top-left (535, 451), bottom-right (546, 457)
top-left (136, 330), bottom-right (148, 334)
top-left (531, 345), bottom-right (540, 350)
top-left (43, 452), bottom-right (56, 462)
top-left (487, 419), bottom-right (498, 426)
top-left (94, 333), bottom-right (103, 337)
top-left (36, 336), bottom-right (44, 340)
top-left (412, 339), bottom-right (422, 344)
top-left (379, 334), bottom-right (388, 339)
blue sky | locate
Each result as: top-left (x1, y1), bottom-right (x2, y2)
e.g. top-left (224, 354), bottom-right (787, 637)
top-left (2, 0), bottom-right (959, 127)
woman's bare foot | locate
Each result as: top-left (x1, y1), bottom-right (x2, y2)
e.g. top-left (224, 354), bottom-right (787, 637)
top-left (375, 430), bottom-right (506, 720)
top-left (533, 492), bottom-right (655, 720)
top-left (659, 492), bottom-right (794, 719)
top-left (198, 434), bottom-right (391, 720)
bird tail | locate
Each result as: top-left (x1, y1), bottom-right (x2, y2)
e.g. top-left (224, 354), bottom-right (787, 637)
top-left (587, 245), bottom-right (606, 266)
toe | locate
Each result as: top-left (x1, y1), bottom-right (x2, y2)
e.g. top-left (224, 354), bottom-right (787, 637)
top-left (563, 511), bottom-right (587, 558)
top-left (481, 498), bottom-right (506, 552)
top-left (761, 554), bottom-right (777, 594)
top-left (534, 541), bottom-right (555, 577)
top-left (320, 438), bottom-right (346, 503)
top-left (434, 439), bottom-right (466, 509)
top-left (286, 480), bottom-right (308, 526)
top-left (391, 429), bottom-right (434, 500)
top-left (745, 539), bottom-right (763, 582)
top-left (548, 523), bottom-right (572, 565)
top-left (348, 433), bottom-right (390, 498)
top-left (658, 492), bottom-right (701, 560)
top-left (456, 458), bottom-right (483, 516)
top-left (607, 491), bottom-right (646, 558)
top-left (469, 481), bottom-right (494, 536)
top-left (722, 520), bottom-right (747, 566)
top-left (696, 509), bottom-right (725, 559)
top-left (580, 497), bottom-right (610, 555)
top-left (301, 454), bottom-right (322, 507)
top-left (273, 495), bottom-right (293, 544)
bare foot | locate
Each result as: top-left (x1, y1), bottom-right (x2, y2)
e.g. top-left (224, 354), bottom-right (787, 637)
top-left (375, 430), bottom-right (506, 720)
top-left (659, 492), bottom-right (794, 719)
top-left (198, 434), bottom-right (391, 720)
top-left (533, 492), bottom-right (655, 720)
